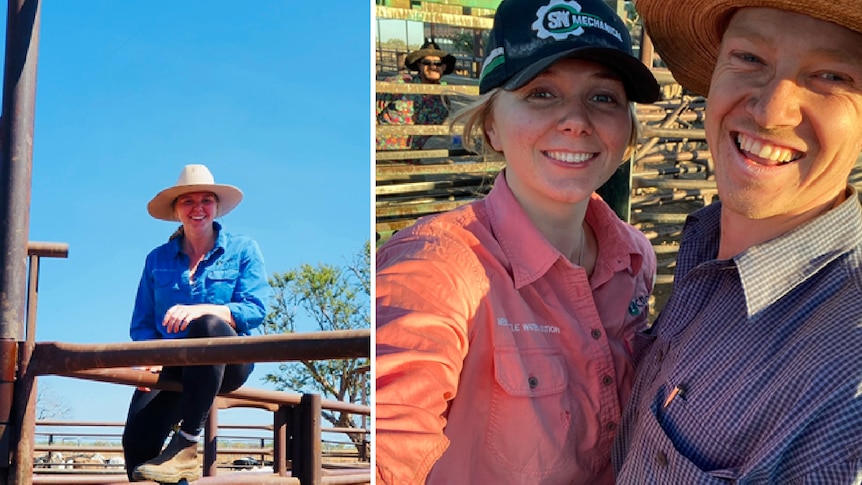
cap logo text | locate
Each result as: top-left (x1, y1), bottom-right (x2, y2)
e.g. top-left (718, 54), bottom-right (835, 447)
top-left (533, 0), bottom-right (623, 42)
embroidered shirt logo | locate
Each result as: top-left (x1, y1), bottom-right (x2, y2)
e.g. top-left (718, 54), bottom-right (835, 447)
top-left (629, 295), bottom-right (649, 316)
top-left (497, 317), bottom-right (561, 334)
top-left (532, 0), bottom-right (623, 42)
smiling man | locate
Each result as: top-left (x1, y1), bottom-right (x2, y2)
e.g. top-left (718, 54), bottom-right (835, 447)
top-left (376, 40), bottom-right (455, 152)
top-left (611, 0), bottom-right (862, 483)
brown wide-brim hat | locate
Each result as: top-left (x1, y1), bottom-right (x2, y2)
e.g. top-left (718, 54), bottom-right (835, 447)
top-left (147, 164), bottom-right (243, 222)
top-left (405, 41), bottom-right (456, 75)
top-left (636, 0), bottom-right (862, 96)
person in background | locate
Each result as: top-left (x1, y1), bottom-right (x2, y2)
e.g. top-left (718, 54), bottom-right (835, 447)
top-left (376, 0), bottom-right (660, 482)
top-left (123, 164), bottom-right (269, 483)
top-left (613, 0), bottom-right (862, 482)
top-left (376, 40), bottom-right (455, 152)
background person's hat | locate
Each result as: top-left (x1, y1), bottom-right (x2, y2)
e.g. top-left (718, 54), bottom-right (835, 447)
top-left (478, 0), bottom-right (659, 103)
top-left (147, 164), bottom-right (243, 222)
top-left (636, 0), bottom-right (862, 96)
top-left (405, 40), bottom-right (457, 75)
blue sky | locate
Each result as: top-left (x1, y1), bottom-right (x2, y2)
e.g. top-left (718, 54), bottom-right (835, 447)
top-left (23, 1), bottom-right (371, 434)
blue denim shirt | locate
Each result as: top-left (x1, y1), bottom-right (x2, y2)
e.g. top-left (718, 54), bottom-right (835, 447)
top-left (130, 222), bottom-right (269, 340)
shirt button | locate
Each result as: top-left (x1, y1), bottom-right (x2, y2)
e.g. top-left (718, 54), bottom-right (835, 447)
top-left (601, 375), bottom-right (614, 386)
top-left (591, 329), bottom-right (602, 340)
top-left (656, 451), bottom-right (668, 467)
top-left (606, 422), bottom-right (617, 431)
top-left (528, 376), bottom-right (539, 389)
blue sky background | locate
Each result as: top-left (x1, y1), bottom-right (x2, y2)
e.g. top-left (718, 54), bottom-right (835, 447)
top-left (22, 1), bottom-right (371, 436)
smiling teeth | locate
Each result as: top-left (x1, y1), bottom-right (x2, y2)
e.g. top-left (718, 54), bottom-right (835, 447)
top-left (736, 134), bottom-right (799, 164)
top-left (546, 151), bottom-right (592, 163)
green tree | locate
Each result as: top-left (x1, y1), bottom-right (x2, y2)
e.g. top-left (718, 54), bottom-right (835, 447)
top-left (262, 242), bottom-right (370, 450)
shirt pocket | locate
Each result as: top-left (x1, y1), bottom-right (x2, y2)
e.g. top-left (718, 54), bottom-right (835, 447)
top-left (485, 348), bottom-right (574, 477)
top-left (626, 390), bottom-right (742, 482)
top-left (205, 269), bottom-right (239, 304)
top-left (153, 269), bottom-right (181, 303)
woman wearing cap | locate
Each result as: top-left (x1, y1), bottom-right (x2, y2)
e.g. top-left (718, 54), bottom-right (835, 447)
top-left (375, 0), bottom-right (660, 483)
top-left (122, 164), bottom-right (269, 483)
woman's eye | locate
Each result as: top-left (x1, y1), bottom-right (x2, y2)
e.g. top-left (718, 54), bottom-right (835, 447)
top-left (526, 89), bottom-right (554, 100)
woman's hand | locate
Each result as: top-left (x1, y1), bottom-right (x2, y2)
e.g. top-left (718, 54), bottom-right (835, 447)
top-left (162, 304), bottom-right (210, 333)
top-left (162, 304), bottom-right (235, 333)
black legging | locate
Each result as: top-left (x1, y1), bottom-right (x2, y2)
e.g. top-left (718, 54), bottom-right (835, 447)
top-left (121, 315), bottom-right (253, 480)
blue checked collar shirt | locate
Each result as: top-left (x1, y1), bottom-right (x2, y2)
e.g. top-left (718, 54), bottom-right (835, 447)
top-left (130, 222), bottom-right (269, 340)
top-left (613, 186), bottom-right (862, 483)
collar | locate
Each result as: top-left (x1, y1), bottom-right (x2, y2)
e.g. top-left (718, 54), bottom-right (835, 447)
top-left (736, 186), bottom-right (862, 316)
top-left (682, 187), bottom-right (862, 317)
top-left (169, 221), bottom-right (226, 257)
top-left (485, 171), bottom-right (644, 289)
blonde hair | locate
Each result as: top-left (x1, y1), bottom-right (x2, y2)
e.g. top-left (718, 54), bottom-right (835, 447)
top-left (450, 88), bottom-right (642, 162)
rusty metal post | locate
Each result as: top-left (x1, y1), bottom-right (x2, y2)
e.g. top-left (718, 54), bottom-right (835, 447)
top-left (10, 346), bottom-right (31, 485)
top-left (273, 405), bottom-right (287, 476)
top-left (297, 393), bottom-right (321, 485)
top-left (0, 0), bottom-right (41, 482)
top-left (12, 255), bottom-right (38, 485)
top-left (0, 341), bottom-right (15, 473)
top-left (204, 402), bottom-right (218, 476)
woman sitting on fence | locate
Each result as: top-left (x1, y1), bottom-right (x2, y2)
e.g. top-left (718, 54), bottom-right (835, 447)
top-left (375, 0), bottom-right (660, 483)
top-left (122, 164), bottom-right (269, 483)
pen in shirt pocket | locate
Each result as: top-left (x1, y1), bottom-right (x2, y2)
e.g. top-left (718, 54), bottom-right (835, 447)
top-left (663, 384), bottom-right (687, 408)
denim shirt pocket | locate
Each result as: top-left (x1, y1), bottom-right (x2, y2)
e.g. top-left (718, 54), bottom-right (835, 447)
top-left (153, 269), bottom-right (180, 303)
top-left (486, 348), bottom-right (574, 477)
top-left (205, 269), bottom-right (239, 304)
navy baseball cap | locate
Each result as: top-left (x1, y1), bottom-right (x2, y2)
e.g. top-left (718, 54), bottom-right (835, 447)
top-left (479, 0), bottom-right (660, 103)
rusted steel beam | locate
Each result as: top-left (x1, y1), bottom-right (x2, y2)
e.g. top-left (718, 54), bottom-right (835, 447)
top-left (0, 339), bottom-right (15, 470)
top-left (274, 405), bottom-right (288, 476)
top-left (0, 0), bottom-right (41, 340)
top-left (63, 368), bottom-right (371, 415)
top-left (204, 402), bottom-right (218, 477)
top-left (12, 341), bottom-right (34, 485)
top-left (0, 0), bottom-right (43, 481)
top-left (29, 330), bottom-right (370, 376)
top-left (217, 396), bottom-right (278, 412)
top-left (25, 242), bottom-right (67, 259)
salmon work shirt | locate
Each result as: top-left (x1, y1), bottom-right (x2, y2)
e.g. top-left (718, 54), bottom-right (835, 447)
top-left (376, 172), bottom-right (656, 484)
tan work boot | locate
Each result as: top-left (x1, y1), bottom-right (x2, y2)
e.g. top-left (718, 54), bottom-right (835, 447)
top-left (133, 433), bottom-right (201, 483)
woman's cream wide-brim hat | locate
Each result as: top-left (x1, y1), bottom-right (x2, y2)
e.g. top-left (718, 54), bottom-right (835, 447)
top-left (147, 164), bottom-right (243, 222)
top-left (636, 0), bottom-right (862, 96)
